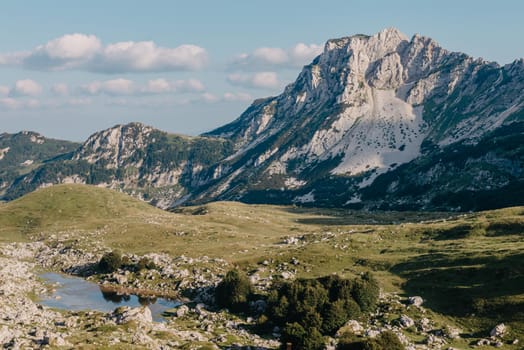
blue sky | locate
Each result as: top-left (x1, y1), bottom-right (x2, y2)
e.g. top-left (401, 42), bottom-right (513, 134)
top-left (0, 0), bottom-right (522, 140)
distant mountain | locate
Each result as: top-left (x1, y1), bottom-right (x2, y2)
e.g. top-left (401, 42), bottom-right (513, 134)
top-left (3, 123), bottom-right (233, 208)
top-left (0, 131), bottom-right (79, 197)
top-left (3, 28), bottom-right (523, 211)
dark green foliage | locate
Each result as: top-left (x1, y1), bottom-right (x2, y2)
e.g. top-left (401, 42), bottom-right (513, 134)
top-left (137, 257), bottom-right (157, 270)
top-left (374, 330), bottom-right (404, 350)
top-left (0, 132), bottom-right (79, 198)
top-left (281, 323), bottom-right (324, 350)
top-left (336, 331), bottom-right (404, 350)
top-left (321, 300), bottom-right (351, 334)
top-left (98, 251), bottom-right (122, 273)
top-left (215, 269), bottom-right (253, 312)
top-left (267, 274), bottom-right (377, 350)
top-left (351, 273), bottom-right (380, 312)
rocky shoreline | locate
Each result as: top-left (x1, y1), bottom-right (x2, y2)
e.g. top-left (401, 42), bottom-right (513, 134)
top-left (0, 238), bottom-right (518, 349)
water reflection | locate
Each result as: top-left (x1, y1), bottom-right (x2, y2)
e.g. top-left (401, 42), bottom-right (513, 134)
top-left (40, 272), bottom-right (180, 322)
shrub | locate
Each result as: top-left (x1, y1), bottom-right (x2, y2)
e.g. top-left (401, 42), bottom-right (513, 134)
top-left (137, 257), bottom-right (157, 270)
top-left (336, 331), bottom-right (404, 350)
top-left (281, 323), bottom-right (324, 350)
top-left (215, 269), bottom-right (253, 312)
top-left (98, 250), bottom-right (122, 273)
top-left (321, 300), bottom-right (348, 334)
top-left (351, 273), bottom-right (379, 312)
top-left (267, 273), bottom-right (379, 348)
top-left (374, 331), bottom-right (404, 350)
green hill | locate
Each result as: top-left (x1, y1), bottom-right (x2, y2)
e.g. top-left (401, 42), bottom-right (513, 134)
top-left (1, 184), bottom-right (522, 344)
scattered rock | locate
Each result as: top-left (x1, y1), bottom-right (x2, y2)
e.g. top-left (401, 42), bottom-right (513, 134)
top-left (110, 306), bottom-right (152, 324)
top-left (408, 296), bottom-right (423, 307)
top-left (477, 338), bottom-right (490, 346)
top-left (399, 314), bottom-right (415, 328)
top-left (490, 323), bottom-right (506, 338)
top-left (176, 305), bottom-right (189, 317)
top-left (443, 325), bottom-right (461, 339)
top-left (337, 320), bottom-right (364, 336)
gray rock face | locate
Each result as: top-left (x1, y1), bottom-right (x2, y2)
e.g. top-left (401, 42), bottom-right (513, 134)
top-left (110, 306), bottom-right (153, 325)
top-left (198, 28), bottom-right (524, 211)
top-left (490, 323), bottom-right (507, 338)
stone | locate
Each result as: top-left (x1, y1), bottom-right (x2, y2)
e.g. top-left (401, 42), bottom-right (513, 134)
top-left (417, 317), bottom-right (432, 332)
top-left (365, 329), bottom-right (380, 338)
top-left (337, 320), bottom-right (364, 336)
top-left (176, 305), bottom-right (189, 317)
top-left (281, 271), bottom-right (294, 280)
top-left (444, 325), bottom-right (461, 339)
top-left (110, 306), bottom-right (152, 324)
top-left (399, 314), bottom-right (415, 328)
top-left (477, 338), bottom-right (490, 346)
top-left (490, 323), bottom-right (506, 338)
top-left (408, 296), bottom-right (423, 307)
top-left (426, 334), bottom-right (446, 346)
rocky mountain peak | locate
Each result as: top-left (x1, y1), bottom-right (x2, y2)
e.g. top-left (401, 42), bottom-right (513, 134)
top-left (73, 122), bottom-right (155, 168)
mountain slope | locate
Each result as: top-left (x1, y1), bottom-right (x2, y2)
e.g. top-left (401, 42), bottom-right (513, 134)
top-left (3, 123), bottom-right (233, 207)
top-left (195, 28), bottom-right (523, 210)
top-left (0, 132), bottom-right (79, 196)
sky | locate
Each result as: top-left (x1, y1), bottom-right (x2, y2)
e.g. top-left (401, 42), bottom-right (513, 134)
top-left (0, 0), bottom-right (523, 141)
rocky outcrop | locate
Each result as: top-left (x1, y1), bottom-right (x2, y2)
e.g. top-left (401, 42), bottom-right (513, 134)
top-left (199, 28), bottom-right (524, 210)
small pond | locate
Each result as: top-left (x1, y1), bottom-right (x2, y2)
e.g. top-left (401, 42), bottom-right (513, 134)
top-left (39, 272), bottom-right (181, 322)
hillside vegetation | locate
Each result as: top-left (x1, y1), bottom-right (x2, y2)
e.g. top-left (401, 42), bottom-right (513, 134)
top-left (0, 184), bottom-right (523, 347)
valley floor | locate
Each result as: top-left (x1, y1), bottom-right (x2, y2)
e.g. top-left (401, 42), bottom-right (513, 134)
top-left (0, 186), bottom-right (522, 349)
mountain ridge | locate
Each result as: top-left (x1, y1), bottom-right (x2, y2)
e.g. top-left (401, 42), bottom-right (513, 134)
top-left (2, 28), bottom-right (523, 210)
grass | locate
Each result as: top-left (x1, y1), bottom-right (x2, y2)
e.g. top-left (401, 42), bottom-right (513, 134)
top-left (0, 184), bottom-right (523, 346)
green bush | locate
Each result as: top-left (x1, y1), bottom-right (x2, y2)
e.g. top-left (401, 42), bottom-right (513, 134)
top-left (215, 269), bottom-right (253, 312)
top-left (98, 251), bottom-right (122, 273)
top-left (137, 257), bottom-right (157, 270)
top-left (336, 331), bottom-right (404, 350)
top-left (267, 274), bottom-right (379, 349)
top-left (281, 323), bottom-right (324, 350)
top-left (351, 273), bottom-right (380, 312)
top-left (374, 331), bottom-right (404, 350)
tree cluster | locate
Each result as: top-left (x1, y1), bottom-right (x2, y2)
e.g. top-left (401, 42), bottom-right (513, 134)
top-left (265, 273), bottom-right (380, 350)
top-left (337, 330), bottom-right (404, 350)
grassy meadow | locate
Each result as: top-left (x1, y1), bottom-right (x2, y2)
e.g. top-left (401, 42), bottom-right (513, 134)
top-left (0, 184), bottom-right (522, 347)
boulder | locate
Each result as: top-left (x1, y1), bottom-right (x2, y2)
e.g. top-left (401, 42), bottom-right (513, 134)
top-left (110, 306), bottom-right (152, 324)
top-left (490, 323), bottom-right (506, 338)
top-left (176, 305), bottom-right (189, 317)
top-left (399, 314), bottom-right (415, 328)
top-left (337, 320), bottom-right (364, 336)
top-left (408, 296), bottom-right (423, 307)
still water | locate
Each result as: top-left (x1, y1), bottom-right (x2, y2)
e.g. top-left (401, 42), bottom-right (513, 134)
top-left (39, 272), bottom-right (180, 322)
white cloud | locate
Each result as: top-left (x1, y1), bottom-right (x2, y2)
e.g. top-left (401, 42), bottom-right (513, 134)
top-left (9, 79), bottom-right (43, 97)
top-left (289, 43), bottom-right (324, 64)
top-left (79, 78), bottom-right (205, 96)
top-left (201, 93), bottom-right (219, 103)
top-left (227, 71), bottom-right (280, 89)
top-left (0, 33), bottom-right (208, 73)
top-left (42, 34), bottom-right (101, 59)
top-left (196, 91), bottom-right (253, 104)
top-left (0, 97), bottom-right (21, 109)
top-left (232, 43), bottom-right (322, 70)
top-left (92, 42), bottom-right (208, 73)
top-left (142, 78), bottom-right (205, 94)
top-left (50, 83), bottom-right (69, 96)
top-left (223, 92), bottom-right (253, 102)
top-left (80, 78), bottom-right (135, 96)
top-left (0, 86), bottom-right (9, 96)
